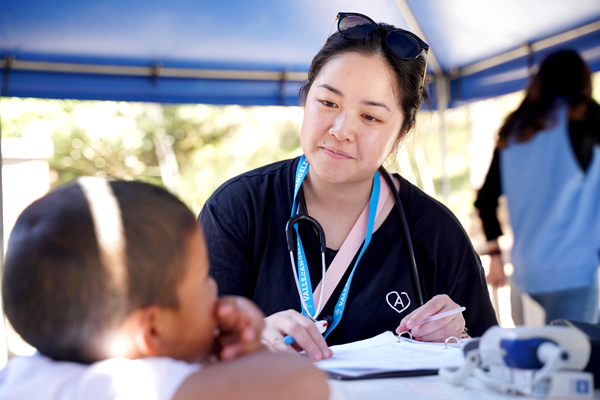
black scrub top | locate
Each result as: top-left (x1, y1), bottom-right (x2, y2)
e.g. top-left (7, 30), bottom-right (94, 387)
top-left (200, 157), bottom-right (497, 344)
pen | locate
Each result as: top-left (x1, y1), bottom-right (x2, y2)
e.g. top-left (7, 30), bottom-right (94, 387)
top-left (416, 306), bottom-right (466, 327)
top-left (283, 318), bottom-right (329, 345)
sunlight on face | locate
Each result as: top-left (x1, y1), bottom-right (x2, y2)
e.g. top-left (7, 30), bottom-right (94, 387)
top-left (300, 52), bottom-right (404, 186)
top-left (159, 226), bottom-right (219, 363)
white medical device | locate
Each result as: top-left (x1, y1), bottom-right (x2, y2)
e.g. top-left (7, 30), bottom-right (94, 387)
top-left (439, 326), bottom-right (594, 398)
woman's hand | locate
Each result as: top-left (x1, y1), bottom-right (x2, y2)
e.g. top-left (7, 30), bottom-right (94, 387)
top-left (214, 296), bottom-right (266, 361)
top-left (395, 295), bottom-right (465, 342)
top-left (486, 254), bottom-right (506, 287)
top-left (262, 309), bottom-right (333, 362)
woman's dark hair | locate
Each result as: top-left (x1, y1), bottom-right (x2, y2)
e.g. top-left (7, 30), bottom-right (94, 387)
top-left (299, 25), bottom-right (429, 137)
top-left (2, 180), bottom-right (198, 363)
top-left (497, 49), bottom-right (592, 147)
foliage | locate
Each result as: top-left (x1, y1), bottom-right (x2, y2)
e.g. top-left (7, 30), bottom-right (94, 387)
top-left (1, 98), bottom-right (303, 214)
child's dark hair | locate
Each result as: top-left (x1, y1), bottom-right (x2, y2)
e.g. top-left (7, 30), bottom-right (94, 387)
top-left (2, 179), bottom-right (198, 363)
top-left (299, 25), bottom-right (429, 137)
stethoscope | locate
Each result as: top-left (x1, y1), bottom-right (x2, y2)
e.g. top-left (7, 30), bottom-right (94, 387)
top-left (285, 156), bottom-right (426, 336)
top-left (286, 213), bottom-right (327, 321)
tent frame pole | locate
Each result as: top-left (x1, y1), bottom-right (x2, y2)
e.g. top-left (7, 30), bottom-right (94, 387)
top-left (394, 0), bottom-right (451, 204)
top-left (435, 76), bottom-right (451, 204)
top-left (393, 0), bottom-right (443, 76)
top-left (459, 19), bottom-right (600, 77)
top-left (0, 84), bottom-right (9, 367)
top-left (0, 57), bottom-right (307, 82)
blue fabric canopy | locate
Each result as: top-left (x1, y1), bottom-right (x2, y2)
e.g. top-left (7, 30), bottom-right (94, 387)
top-left (1, 0), bottom-right (600, 107)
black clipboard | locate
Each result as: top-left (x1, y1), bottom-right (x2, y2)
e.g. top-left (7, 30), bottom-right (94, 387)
top-left (327, 368), bottom-right (439, 380)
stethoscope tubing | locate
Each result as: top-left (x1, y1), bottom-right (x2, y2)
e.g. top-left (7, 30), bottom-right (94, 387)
top-left (286, 165), bottom-right (426, 326)
top-left (288, 251), bottom-right (326, 322)
top-left (379, 167), bottom-right (425, 307)
top-left (285, 213), bottom-right (327, 322)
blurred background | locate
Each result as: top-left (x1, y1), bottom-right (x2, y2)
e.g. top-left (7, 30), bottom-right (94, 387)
top-left (2, 0), bottom-right (600, 362)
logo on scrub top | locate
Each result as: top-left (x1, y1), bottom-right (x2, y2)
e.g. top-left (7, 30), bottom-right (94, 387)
top-left (386, 291), bottom-right (411, 314)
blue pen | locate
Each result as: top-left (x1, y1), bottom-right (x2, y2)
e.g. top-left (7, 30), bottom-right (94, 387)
top-left (284, 318), bottom-right (330, 345)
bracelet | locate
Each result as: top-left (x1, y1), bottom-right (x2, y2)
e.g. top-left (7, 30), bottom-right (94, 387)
top-left (461, 326), bottom-right (470, 339)
top-left (485, 248), bottom-right (501, 256)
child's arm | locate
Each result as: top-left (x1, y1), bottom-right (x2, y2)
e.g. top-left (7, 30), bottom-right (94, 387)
top-left (172, 351), bottom-right (329, 400)
top-left (213, 296), bottom-right (266, 361)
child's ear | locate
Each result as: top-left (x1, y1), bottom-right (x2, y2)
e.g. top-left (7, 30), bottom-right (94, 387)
top-left (135, 306), bottom-right (166, 357)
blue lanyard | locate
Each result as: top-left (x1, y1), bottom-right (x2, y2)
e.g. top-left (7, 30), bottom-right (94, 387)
top-left (290, 155), bottom-right (380, 338)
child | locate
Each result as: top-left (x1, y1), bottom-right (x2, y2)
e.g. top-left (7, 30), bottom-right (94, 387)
top-left (0, 178), bottom-right (328, 400)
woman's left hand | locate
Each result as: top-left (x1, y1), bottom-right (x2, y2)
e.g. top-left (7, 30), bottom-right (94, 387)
top-left (395, 295), bottom-right (465, 342)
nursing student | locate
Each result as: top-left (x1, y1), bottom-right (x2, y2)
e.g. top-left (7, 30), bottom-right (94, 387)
top-left (200, 13), bottom-right (497, 361)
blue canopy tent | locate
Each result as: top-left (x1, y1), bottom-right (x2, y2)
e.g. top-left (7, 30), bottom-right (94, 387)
top-left (1, 0), bottom-right (600, 364)
top-left (2, 0), bottom-right (599, 196)
top-left (2, 0), bottom-right (600, 107)
top-left (2, 0), bottom-right (599, 190)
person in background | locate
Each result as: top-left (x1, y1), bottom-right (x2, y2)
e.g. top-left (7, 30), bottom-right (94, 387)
top-left (475, 49), bottom-right (600, 324)
top-left (0, 178), bottom-right (328, 400)
top-left (200, 12), bottom-right (497, 362)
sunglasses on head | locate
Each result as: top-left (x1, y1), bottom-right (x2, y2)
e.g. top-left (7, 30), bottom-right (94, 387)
top-left (336, 12), bottom-right (429, 87)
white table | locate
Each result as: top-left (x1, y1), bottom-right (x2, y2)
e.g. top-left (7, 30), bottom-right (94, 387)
top-left (330, 375), bottom-right (600, 399)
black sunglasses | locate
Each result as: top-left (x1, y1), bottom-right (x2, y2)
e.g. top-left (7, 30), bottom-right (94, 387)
top-left (336, 12), bottom-right (429, 87)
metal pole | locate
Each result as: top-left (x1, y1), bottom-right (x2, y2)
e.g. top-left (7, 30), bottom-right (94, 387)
top-left (459, 19), bottom-right (600, 77)
top-left (0, 58), bottom-right (308, 82)
top-left (147, 104), bottom-right (182, 196)
top-left (0, 84), bottom-right (9, 367)
top-left (393, 0), bottom-right (443, 76)
top-left (435, 76), bottom-right (450, 204)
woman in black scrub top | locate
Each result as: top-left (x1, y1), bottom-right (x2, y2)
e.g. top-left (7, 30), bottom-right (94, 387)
top-left (200, 13), bottom-right (497, 362)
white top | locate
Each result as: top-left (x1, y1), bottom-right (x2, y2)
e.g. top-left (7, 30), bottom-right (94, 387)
top-left (0, 353), bottom-right (201, 400)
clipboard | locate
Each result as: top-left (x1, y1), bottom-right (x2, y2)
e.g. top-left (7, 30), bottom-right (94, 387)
top-left (328, 368), bottom-right (439, 381)
top-left (315, 331), bottom-right (465, 380)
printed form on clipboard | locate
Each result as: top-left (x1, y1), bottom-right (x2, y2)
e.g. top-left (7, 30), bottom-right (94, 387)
top-left (315, 331), bottom-right (467, 380)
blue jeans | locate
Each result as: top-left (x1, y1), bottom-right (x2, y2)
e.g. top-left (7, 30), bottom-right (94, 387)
top-left (531, 281), bottom-right (600, 325)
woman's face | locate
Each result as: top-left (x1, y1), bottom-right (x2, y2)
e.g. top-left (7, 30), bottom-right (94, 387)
top-left (300, 51), bottom-right (404, 186)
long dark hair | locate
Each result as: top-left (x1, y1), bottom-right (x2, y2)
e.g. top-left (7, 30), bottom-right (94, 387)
top-left (497, 50), bottom-right (592, 147)
top-left (299, 25), bottom-right (429, 137)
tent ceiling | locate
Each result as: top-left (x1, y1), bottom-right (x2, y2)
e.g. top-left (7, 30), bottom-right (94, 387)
top-left (2, 0), bottom-right (600, 107)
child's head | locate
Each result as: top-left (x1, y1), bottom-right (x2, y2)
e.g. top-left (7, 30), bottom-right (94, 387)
top-left (2, 178), bottom-right (218, 364)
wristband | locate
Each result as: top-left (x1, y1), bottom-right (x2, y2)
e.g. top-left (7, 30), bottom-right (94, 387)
top-left (461, 326), bottom-right (470, 339)
top-left (485, 248), bottom-right (502, 256)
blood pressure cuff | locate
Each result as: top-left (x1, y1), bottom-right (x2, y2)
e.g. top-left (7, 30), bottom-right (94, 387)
top-left (550, 319), bottom-right (600, 388)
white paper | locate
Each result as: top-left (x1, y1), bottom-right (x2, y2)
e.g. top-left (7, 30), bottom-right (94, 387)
top-left (315, 331), bottom-right (465, 378)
